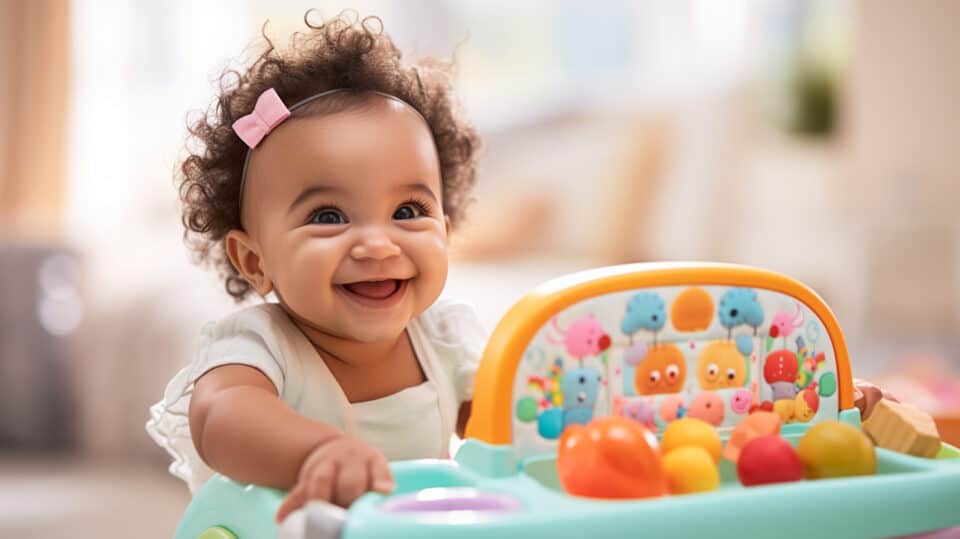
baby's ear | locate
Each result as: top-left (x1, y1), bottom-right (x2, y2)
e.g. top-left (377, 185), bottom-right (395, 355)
top-left (225, 229), bottom-right (273, 296)
top-left (444, 215), bottom-right (452, 239)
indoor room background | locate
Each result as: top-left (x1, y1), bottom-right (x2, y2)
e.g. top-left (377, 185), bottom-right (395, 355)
top-left (1, 0), bottom-right (958, 537)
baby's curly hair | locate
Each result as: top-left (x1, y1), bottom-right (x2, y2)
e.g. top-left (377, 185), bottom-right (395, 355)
top-left (178, 11), bottom-right (480, 302)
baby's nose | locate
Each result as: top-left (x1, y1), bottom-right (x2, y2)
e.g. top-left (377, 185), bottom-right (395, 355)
top-left (350, 233), bottom-right (401, 260)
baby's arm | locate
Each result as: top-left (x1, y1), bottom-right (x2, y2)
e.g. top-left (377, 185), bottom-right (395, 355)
top-left (189, 364), bottom-right (393, 518)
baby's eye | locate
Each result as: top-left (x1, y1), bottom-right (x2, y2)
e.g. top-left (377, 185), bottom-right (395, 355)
top-left (393, 199), bottom-right (432, 220)
top-left (393, 204), bottom-right (422, 220)
top-left (309, 208), bottom-right (347, 225)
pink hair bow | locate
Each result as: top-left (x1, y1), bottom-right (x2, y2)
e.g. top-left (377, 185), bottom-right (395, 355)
top-left (231, 88), bottom-right (291, 149)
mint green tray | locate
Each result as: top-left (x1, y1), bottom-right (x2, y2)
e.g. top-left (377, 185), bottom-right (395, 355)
top-left (176, 427), bottom-right (960, 539)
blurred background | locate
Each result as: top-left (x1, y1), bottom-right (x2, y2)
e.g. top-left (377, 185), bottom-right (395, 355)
top-left (1, 0), bottom-right (959, 536)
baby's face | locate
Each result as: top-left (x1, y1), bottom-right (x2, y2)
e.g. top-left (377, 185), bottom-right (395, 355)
top-left (241, 98), bottom-right (448, 342)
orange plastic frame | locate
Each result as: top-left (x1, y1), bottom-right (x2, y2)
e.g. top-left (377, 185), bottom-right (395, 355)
top-left (465, 262), bottom-right (855, 446)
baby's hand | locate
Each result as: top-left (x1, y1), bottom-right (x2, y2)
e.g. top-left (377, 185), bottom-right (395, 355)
top-left (275, 436), bottom-right (394, 523)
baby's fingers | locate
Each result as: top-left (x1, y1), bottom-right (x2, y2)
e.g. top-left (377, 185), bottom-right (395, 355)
top-left (275, 483), bottom-right (308, 523)
top-left (369, 454), bottom-right (394, 494)
top-left (305, 459), bottom-right (338, 504)
top-left (334, 459), bottom-right (369, 507)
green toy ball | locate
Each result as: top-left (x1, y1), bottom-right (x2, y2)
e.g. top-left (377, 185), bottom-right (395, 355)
top-left (516, 397), bottom-right (539, 422)
top-left (818, 372), bottom-right (837, 397)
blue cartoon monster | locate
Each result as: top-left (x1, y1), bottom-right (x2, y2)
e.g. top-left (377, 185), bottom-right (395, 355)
top-left (718, 287), bottom-right (765, 336)
top-left (621, 292), bottom-right (666, 344)
top-left (560, 366), bottom-right (602, 427)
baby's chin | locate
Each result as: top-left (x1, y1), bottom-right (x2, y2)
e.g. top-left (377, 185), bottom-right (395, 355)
top-left (339, 322), bottom-right (410, 343)
top-left (325, 305), bottom-right (419, 343)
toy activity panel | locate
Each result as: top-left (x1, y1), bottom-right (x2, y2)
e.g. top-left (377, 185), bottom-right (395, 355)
top-left (512, 285), bottom-right (841, 458)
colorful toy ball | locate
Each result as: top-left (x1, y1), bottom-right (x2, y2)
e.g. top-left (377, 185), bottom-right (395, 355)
top-left (663, 446), bottom-right (720, 494)
top-left (557, 416), bottom-right (667, 500)
top-left (736, 435), bottom-right (804, 486)
top-left (723, 411), bottom-right (781, 463)
top-left (661, 417), bottom-right (722, 462)
top-left (797, 421), bottom-right (877, 479)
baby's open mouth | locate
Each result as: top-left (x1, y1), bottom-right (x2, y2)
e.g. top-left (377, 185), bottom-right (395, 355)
top-left (342, 279), bottom-right (402, 299)
top-left (337, 279), bottom-right (409, 307)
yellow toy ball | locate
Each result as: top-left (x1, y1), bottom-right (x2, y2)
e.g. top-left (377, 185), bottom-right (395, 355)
top-left (773, 399), bottom-right (796, 423)
top-left (661, 417), bottom-right (722, 462)
top-left (662, 445), bottom-right (720, 494)
top-left (797, 421), bottom-right (877, 479)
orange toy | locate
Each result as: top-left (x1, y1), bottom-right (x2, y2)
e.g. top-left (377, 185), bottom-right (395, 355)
top-left (671, 286), bottom-right (714, 331)
top-left (633, 344), bottom-right (686, 395)
top-left (696, 341), bottom-right (747, 390)
top-left (723, 411), bottom-right (781, 463)
top-left (557, 416), bottom-right (668, 500)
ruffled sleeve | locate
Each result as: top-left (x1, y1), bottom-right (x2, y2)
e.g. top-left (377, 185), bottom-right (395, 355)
top-left (144, 304), bottom-right (290, 493)
top-left (418, 297), bottom-right (488, 404)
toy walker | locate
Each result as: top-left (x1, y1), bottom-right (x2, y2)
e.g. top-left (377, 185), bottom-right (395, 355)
top-left (173, 263), bottom-right (960, 539)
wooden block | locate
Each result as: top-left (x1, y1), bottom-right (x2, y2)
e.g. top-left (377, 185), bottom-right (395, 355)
top-left (862, 399), bottom-right (942, 458)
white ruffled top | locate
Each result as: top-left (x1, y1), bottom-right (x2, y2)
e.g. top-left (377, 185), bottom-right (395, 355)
top-left (145, 297), bottom-right (485, 493)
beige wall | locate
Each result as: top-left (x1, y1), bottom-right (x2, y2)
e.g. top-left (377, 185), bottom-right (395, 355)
top-left (844, 0), bottom-right (960, 335)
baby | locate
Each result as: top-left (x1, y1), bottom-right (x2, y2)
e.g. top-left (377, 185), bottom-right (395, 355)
top-left (146, 12), bottom-right (484, 523)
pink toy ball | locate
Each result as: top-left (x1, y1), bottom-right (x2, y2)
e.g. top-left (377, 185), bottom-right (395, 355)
top-left (659, 394), bottom-right (686, 423)
top-left (730, 389), bottom-right (753, 415)
top-left (687, 391), bottom-right (725, 426)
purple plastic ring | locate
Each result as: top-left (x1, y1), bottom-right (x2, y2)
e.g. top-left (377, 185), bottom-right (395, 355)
top-left (380, 488), bottom-right (522, 513)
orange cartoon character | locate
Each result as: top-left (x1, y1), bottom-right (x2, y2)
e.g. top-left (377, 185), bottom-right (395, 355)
top-left (696, 341), bottom-right (747, 390)
top-left (634, 344), bottom-right (687, 395)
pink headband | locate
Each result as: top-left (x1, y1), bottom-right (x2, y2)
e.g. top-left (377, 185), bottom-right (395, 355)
top-left (232, 87), bottom-right (427, 212)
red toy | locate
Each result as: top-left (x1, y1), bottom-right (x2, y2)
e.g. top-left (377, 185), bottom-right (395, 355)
top-left (736, 435), bottom-right (804, 486)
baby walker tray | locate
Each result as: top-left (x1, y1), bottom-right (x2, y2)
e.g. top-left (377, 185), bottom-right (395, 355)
top-left (174, 263), bottom-right (960, 539)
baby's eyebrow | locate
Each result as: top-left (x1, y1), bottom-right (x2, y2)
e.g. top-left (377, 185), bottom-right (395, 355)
top-left (288, 185), bottom-right (340, 214)
top-left (398, 182), bottom-right (440, 202)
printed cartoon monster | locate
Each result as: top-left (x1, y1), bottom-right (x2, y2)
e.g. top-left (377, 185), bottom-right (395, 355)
top-left (551, 314), bottom-right (612, 361)
top-left (621, 292), bottom-right (666, 345)
top-left (634, 344), bottom-right (687, 395)
top-left (718, 287), bottom-right (765, 337)
top-left (560, 367), bottom-right (603, 426)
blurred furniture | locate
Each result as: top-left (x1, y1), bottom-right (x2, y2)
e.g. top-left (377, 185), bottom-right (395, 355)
top-left (452, 106), bottom-right (670, 265)
top-left (0, 245), bottom-right (79, 451)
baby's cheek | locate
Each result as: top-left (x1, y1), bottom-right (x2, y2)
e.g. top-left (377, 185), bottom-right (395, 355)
top-left (275, 247), bottom-right (338, 299)
top-left (410, 241), bottom-right (449, 300)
